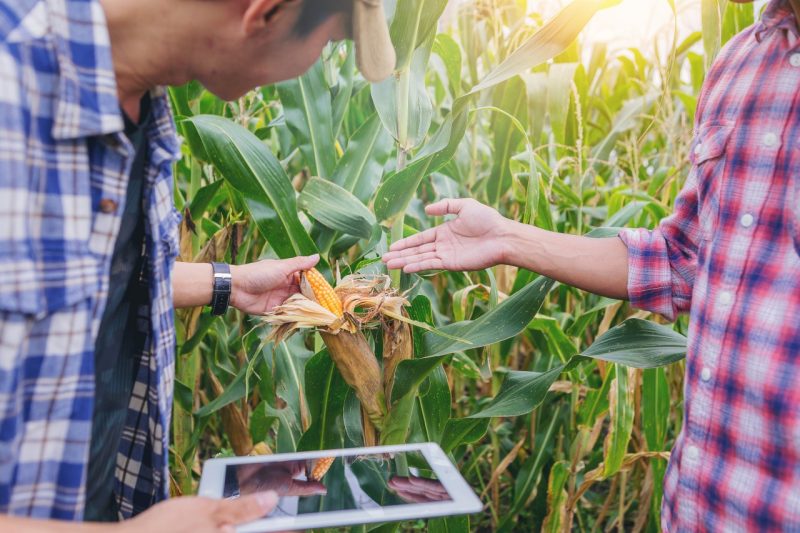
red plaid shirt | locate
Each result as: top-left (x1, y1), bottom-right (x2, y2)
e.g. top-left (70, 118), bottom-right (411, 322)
top-left (620, 1), bottom-right (800, 530)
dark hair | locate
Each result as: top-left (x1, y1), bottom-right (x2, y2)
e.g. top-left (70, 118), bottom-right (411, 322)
top-left (293, 0), bottom-right (353, 35)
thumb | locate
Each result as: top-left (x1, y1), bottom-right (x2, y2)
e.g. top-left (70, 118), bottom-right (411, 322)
top-left (215, 491), bottom-right (278, 526)
top-left (425, 198), bottom-right (470, 217)
top-left (283, 254), bottom-right (320, 273)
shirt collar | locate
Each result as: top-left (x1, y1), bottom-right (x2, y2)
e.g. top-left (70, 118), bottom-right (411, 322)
top-left (756, 0), bottom-right (799, 41)
top-left (44, 0), bottom-right (124, 140)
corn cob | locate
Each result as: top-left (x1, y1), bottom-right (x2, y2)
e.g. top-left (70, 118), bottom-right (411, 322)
top-left (302, 268), bottom-right (343, 318)
top-left (309, 456), bottom-right (335, 481)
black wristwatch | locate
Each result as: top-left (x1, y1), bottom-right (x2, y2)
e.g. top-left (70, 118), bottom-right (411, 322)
top-left (210, 262), bottom-right (232, 316)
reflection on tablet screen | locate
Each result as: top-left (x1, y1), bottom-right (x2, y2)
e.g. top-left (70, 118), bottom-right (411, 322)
top-left (223, 451), bottom-right (453, 518)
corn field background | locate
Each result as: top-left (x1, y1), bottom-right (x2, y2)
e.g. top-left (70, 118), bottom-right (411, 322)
top-left (167, 0), bottom-right (756, 530)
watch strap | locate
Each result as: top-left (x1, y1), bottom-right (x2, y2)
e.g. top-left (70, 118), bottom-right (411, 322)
top-left (210, 262), bottom-right (232, 316)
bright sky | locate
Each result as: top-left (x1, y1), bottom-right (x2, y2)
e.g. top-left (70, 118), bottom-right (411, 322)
top-left (442, 0), bottom-right (771, 59)
top-left (582, 0), bottom-right (700, 50)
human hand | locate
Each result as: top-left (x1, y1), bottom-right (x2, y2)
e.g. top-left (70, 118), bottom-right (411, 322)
top-left (382, 199), bottom-right (510, 273)
top-left (230, 254), bottom-right (320, 315)
top-left (117, 492), bottom-right (280, 533)
top-left (387, 476), bottom-right (450, 504)
top-left (236, 461), bottom-right (327, 497)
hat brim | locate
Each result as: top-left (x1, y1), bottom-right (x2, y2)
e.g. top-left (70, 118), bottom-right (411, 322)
top-left (352, 0), bottom-right (396, 83)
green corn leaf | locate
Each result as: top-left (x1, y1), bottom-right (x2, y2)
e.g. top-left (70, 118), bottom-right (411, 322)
top-left (429, 515), bottom-right (470, 533)
top-left (542, 461), bottom-right (570, 533)
top-left (440, 418), bottom-right (490, 454)
top-left (194, 365), bottom-right (247, 418)
top-left (603, 364), bottom-right (635, 477)
top-left (372, 34), bottom-right (434, 149)
top-left (276, 59), bottom-right (336, 179)
top-left (582, 319), bottom-right (688, 367)
top-left (183, 115), bottom-right (321, 261)
top-left (422, 276), bottom-right (557, 357)
top-left (468, 0), bottom-right (610, 95)
top-left (416, 365), bottom-right (451, 443)
top-left (546, 63), bottom-right (579, 147)
top-left (643, 367), bottom-right (670, 451)
top-left (297, 349), bottom-right (349, 451)
top-left (432, 33), bottom-right (463, 97)
top-left (487, 77), bottom-right (527, 206)
top-left (470, 319), bottom-right (686, 419)
top-left (298, 177), bottom-right (376, 239)
top-left (498, 412), bottom-right (561, 532)
top-left (331, 113), bottom-right (392, 202)
top-left (373, 98), bottom-right (472, 221)
top-left (390, 0), bottom-right (448, 69)
top-left (701, 0), bottom-right (728, 67)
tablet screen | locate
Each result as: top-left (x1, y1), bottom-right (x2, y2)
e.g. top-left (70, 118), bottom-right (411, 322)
top-left (222, 450), bottom-right (453, 518)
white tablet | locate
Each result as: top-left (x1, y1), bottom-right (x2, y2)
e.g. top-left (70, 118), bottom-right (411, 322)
top-left (198, 442), bottom-right (482, 532)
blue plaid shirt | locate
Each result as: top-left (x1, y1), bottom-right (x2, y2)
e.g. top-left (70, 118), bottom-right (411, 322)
top-left (0, 0), bottom-right (180, 520)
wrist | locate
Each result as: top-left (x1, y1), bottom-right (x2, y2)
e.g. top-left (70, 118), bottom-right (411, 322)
top-left (229, 264), bottom-right (242, 309)
top-left (496, 218), bottom-right (525, 266)
top-left (498, 219), bottom-right (546, 269)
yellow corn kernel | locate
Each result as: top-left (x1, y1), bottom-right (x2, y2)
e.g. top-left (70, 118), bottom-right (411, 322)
top-left (304, 268), bottom-right (343, 318)
top-left (310, 456), bottom-right (335, 481)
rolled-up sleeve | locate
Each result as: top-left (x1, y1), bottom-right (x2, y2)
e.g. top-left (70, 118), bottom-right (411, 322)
top-left (618, 166), bottom-right (703, 322)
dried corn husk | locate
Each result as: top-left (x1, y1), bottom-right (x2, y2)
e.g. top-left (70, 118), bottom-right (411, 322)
top-left (262, 272), bottom-right (409, 433)
top-left (382, 312), bottom-right (413, 403)
top-left (320, 330), bottom-right (386, 429)
top-left (264, 294), bottom-right (351, 343)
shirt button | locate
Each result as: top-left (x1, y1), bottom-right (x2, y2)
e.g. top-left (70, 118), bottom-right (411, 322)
top-left (763, 132), bottom-right (778, 147)
top-left (740, 213), bottom-right (754, 228)
top-left (791, 53), bottom-right (800, 67)
top-left (693, 143), bottom-right (702, 156)
top-left (99, 198), bottom-right (118, 214)
top-left (700, 367), bottom-right (712, 382)
top-left (718, 291), bottom-right (733, 306)
top-left (686, 445), bottom-right (700, 461)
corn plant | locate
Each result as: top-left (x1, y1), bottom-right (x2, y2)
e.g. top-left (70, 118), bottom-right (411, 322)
top-left (168, 0), bottom-right (752, 530)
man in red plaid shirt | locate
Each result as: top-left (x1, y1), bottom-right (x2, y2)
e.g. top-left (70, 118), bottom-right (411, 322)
top-left (385, 0), bottom-right (800, 529)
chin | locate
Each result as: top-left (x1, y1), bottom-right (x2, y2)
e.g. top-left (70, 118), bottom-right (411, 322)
top-left (204, 84), bottom-right (252, 102)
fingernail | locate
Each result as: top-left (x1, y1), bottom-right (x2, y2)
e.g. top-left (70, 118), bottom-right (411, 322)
top-left (256, 491), bottom-right (278, 510)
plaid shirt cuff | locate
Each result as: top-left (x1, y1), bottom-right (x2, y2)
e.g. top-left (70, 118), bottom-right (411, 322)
top-left (618, 228), bottom-right (680, 321)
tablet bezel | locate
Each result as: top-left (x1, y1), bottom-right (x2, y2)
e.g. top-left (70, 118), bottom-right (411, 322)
top-left (198, 442), bottom-right (483, 532)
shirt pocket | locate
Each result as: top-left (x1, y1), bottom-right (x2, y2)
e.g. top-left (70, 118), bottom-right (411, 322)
top-left (0, 142), bottom-right (96, 316)
top-left (690, 122), bottom-right (734, 242)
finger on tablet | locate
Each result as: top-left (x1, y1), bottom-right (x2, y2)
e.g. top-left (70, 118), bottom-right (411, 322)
top-left (215, 491), bottom-right (278, 525)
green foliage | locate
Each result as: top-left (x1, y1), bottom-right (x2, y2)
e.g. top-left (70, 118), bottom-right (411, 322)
top-left (169, 0), bottom-right (754, 529)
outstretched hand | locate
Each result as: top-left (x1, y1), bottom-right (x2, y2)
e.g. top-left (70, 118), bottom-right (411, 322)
top-left (230, 254), bottom-right (319, 315)
top-left (382, 199), bottom-right (509, 273)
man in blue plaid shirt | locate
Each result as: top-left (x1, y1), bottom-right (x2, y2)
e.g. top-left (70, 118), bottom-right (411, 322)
top-left (0, 0), bottom-right (395, 530)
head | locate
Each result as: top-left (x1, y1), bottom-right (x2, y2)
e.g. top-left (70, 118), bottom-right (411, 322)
top-left (189, 0), bottom-right (350, 99)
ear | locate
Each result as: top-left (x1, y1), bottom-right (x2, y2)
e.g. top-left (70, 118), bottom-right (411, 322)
top-left (242, 0), bottom-right (284, 35)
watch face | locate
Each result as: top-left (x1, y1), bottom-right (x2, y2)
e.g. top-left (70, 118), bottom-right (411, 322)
top-left (211, 263), bottom-right (232, 315)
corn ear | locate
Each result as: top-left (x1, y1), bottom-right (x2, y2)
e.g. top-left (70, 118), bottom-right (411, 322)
top-left (309, 456), bottom-right (335, 481)
top-left (302, 268), bottom-right (343, 318)
top-left (320, 330), bottom-right (386, 429)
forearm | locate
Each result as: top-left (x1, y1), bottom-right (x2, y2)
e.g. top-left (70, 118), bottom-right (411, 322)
top-left (0, 516), bottom-right (111, 533)
top-left (172, 261), bottom-right (213, 308)
top-left (500, 221), bottom-right (629, 300)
